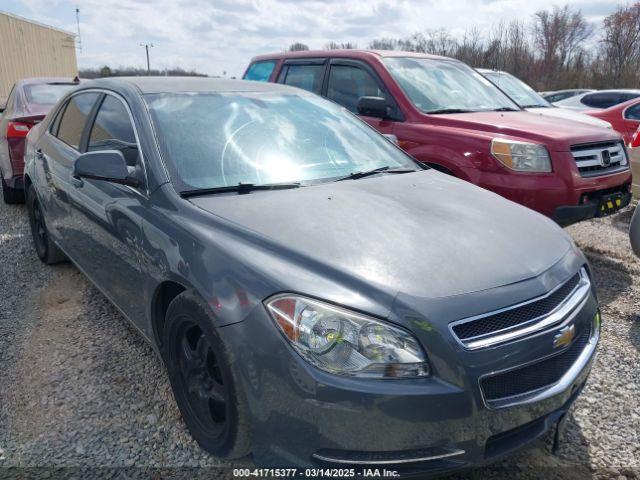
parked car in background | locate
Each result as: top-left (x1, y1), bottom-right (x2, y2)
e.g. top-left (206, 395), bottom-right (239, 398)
top-left (478, 70), bottom-right (611, 129)
top-left (541, 89), bottom-right (594, 103)
top-left (630, 126), bottom-right (640, 197)
top-left (554, 89), bottom-right (640, 111)
top-left (584, 97), bottom-right (640, 145)
top-left (25, 76), bottom-right (600, 471)
top-left (0, 77), bottom-right (78, 203)
top-left (245, 50), bottom-right (632, 225)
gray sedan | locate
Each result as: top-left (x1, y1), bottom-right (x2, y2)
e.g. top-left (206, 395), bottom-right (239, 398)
top-left (23, 77), bottom-right (600, 472)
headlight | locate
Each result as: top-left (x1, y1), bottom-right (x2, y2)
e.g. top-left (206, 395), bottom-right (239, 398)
top-left (491, 139), bottom-right (552, 172)
top-left (265, 294), bottom-right (430, 378)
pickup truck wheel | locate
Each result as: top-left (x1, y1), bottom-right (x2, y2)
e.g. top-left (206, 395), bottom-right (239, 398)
top-left (26, 185), bottom-right (67, 264)
top-left (163, 292), bottom-right (251, 459)
top-left (2, 176), bottom-right (24, 204)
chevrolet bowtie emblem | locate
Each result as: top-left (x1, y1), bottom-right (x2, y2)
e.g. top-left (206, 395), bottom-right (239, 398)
top-left (553, 324), bottom-right (575, 349)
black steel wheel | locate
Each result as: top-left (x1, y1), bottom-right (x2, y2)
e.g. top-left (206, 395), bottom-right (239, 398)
top-left (26, 185), bottom-right (67, 264)
top-left (163, 291), bottom-right (250, 458)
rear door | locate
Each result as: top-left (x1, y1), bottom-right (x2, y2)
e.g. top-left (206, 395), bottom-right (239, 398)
top-left (67, 92), bottom-right (147, 324)
top-left (36, 91), bottom-right (100, 241)
top-left (322, 58), bottom-right (402, 135)
top-left (623, 103), bottom-right (640, 142)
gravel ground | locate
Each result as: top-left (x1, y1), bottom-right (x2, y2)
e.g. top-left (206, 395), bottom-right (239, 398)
top-left (0, 198), bottom-right (638, 479)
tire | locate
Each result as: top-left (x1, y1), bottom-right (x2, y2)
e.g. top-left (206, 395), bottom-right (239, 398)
top-left (163, 291), bottom-right (251, 459)
top-left (26, 185), bottom-right (67, 265)
top-left (1, 175), bottom-right (24, 204)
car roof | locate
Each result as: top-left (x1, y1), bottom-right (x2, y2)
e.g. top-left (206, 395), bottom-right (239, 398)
top-left (250, 49), bottom-right (452, 63)
top-left (17, 77), bottom-right (79, 86)
top-left (78, 76), bottom-right (304, 94)
top-left (581, 89), bottom-right (640, 95)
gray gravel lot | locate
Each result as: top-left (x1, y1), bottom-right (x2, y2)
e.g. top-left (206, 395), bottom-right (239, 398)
top-left (0, 199), bottom-right (638, 479)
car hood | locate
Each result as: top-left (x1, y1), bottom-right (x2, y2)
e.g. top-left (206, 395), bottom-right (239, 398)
top-left (189, 171), bottom-right (571, 299)
top-left (431, 111), bottom-right (620, 149)
top-left (525, 106), bottom-right (613, 129)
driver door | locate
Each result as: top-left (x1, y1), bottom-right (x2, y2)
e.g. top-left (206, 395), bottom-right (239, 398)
top-left (68, 92), bottom-right (148, 326)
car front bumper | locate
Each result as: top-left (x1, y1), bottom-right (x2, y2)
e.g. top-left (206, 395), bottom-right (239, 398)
top-left (220, 282), bottom-right (599, 472)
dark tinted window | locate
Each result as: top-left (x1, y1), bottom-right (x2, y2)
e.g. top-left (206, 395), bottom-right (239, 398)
top-left (24, 83), bottom-right (75, 105)
top-left (625, 103), bottom-right (640, 120)
top-left (55, 93), bottom-right (99, 149)
top-left (327, 65), bottom-right (385, 113)
top-left (244, 61), bottom-right (276, 82)
top-left (281, 64), bottom-right (324, 93)
top-left (621, 93), bottom-right (640, 102)
top-left (581, 92), bottom-right (629, 109)
top-left (88, 95), bottom-right (139, 166)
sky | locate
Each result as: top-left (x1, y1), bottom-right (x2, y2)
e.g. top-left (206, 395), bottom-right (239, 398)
top-left (0, 0), bottom-right (625, 78)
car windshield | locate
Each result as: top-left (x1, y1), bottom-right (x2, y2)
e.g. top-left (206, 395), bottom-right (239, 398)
top-left (483, 71), bottom-right (551, 108)
top-left (23, 83), bottom-right (76, 106)
top-left (383, 57), bottom-right (519, 114)
top-left (145, 91), bottom-right (417, 192)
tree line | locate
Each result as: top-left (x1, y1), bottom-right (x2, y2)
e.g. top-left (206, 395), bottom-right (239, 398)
top-left (79, 66), bottom-right (207, 79)
top-left (288, 2), bottom-right (640, 91)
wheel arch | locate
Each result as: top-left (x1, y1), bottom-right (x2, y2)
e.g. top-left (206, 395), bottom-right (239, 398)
top-left (151, 280), bottom-right (187, 351)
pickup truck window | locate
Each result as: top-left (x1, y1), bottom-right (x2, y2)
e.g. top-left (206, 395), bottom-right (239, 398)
top-left (384, 57), bottom-right (518, 114)
top-left (625, 104), bottom-right (640, 121)
top-left (327, 65), bottom-right (385, 113)
top-left (244, 61), bottom-right (276, 82)
top-left (281, 64), bottom-right (324, 94)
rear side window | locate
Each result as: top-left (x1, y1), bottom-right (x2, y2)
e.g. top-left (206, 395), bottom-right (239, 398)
top-left (55, 93), bottom-right (100, 150)
top-left (244, 61), bottom-right (276, 82)
top-left (625, 104), bottom-right (640, 120)
top-left (326, 65), bottom-right (385, 113)
top-left (88, 95), bottom-right (139, 166)
top-left (581, 92), bottom-right (621, 109)
top-left (24, 84), bottom-right (75, 106)
top-left (281, 64), bottom-right (324, 94)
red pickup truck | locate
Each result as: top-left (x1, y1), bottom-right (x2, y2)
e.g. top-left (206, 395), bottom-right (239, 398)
top-left (244, 50), bottom-right (632, 225)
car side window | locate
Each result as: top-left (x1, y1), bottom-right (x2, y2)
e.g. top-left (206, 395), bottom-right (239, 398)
top-left (244, 61), bottom-right (276, 82)
top-left (88, 95), bottom-right (139, 166)
top-left (281, 64), bottom-right (324, 94)
top-left (327, 65), bottom-right (385, 113)
top-left (581, 92), bottom-right (621, 109)
top-left (55, 93), bottom-right (100, 150)
top-left (625, 104), bottom-right (640, 121)
top-left (3, 85), bottom-right (16, 113)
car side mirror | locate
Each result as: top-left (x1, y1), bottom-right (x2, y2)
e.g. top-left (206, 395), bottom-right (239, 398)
top-left (73, 150), bottom-right (139, 187)
top-left (357, 96), bottom-right (390, 119)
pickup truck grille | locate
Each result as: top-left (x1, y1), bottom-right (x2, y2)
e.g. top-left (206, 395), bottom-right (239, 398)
top-left (570, 141), bottom-right (628, 177)
top-left (450, 269), bottom-right (589, 350)
top-left (480, 326), bottom-right (591, 405)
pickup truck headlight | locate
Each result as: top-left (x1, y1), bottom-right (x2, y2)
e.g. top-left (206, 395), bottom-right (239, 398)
top-left (491, 139), bottom-right (552, 172)
top-left (265, 294), bottom-right (430, 378)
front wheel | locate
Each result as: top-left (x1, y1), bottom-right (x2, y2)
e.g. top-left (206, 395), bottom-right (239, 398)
top-left (163, 291), bottom-right (251, 458)
top-left (26, 185), bottom-right (67, 264)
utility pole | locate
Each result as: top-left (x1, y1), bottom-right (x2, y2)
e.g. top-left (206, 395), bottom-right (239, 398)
top-left (139, 43), bottom-right (154, 72)
top-left (75, 8), bottom-right (82, 53)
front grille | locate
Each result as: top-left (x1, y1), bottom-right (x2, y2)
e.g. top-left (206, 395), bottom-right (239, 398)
top-left (480, 327), bottom-right (590, 402)
top-left (571, 141), bottom-right (628, 177)
top-left (452, 272), bottom-right (581, 342)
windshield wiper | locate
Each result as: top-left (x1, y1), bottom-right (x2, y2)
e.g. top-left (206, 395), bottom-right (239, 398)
top-left (335, 166), bottom-right (417, 182)
top-left (521, 104), bottom-right (550, 108)
top-left (426, 108), bottom-right (474, 114)
top-left (179, 182), bottom-right (301, 198)
top-left (491, 107), bottom-right (520, 111)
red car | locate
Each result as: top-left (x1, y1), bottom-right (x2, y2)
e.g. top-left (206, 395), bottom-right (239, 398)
top-left (585, 97), bottom-right (640, 145)
top-left (245, 50), bottom-right (632, 225)
top-left (0, 77), bottom-right (78, 203)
